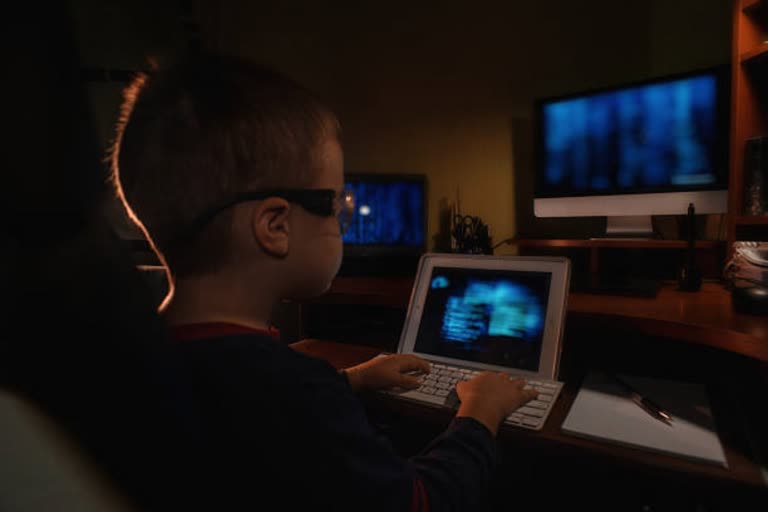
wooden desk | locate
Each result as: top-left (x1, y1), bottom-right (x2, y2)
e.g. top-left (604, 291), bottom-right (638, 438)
top-left (291, 339), bottom-right (768, 503)
top-left (304, 278), bottom-right (768, 362)
top-left (293, 278), bottom-right (768, 505)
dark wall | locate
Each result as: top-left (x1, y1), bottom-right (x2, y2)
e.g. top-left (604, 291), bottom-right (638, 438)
top-left (71, 0), bottom-right (732, 244)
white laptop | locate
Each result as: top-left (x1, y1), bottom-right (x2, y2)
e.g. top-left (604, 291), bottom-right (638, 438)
top-left (385, 253), bottom-right (571, 431)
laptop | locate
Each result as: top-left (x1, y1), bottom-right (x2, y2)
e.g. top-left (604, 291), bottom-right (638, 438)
top-left (385, 253), bottom-right (571, 431)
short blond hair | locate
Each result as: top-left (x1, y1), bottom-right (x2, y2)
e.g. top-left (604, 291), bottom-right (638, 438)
top-left (111, 54), bottom-right (338, 277)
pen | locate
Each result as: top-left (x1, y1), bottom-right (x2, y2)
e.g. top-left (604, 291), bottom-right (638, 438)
top-left (611, 374), bottom-right (673, 426)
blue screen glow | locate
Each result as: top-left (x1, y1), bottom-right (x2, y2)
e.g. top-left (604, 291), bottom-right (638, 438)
top-left (415, 267), bottom-right (552, 372)
top-left (440, 280), bottom-right (544, 343)
top-left (342, 180), bottom-right (425, 246)
top-left (540, 74), bottom-right (720, 195)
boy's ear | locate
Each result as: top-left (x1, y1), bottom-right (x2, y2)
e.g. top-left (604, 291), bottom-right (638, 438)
top-left (250, 198), bottom-right (291, 257)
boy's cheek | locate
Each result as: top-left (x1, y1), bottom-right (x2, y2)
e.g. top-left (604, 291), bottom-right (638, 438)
top-left (315, 239), bottom-right (343, 291)
top-left (286, 239), bottom-right (342, 298)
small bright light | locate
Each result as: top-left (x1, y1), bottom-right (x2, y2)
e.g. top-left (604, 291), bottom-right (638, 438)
top-left (359, 205), bottom-right (371, 216)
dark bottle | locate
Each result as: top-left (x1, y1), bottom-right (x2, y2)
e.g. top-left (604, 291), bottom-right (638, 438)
top-left (678, 203), bottom-right (702, 292)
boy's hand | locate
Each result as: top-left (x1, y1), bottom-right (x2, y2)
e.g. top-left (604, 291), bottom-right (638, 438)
top-left (455, 373), bottom-right (539, 436)
top-left (343, 354), bottom-right (431, 393)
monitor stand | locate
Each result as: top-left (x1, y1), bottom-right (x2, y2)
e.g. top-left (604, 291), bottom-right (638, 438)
top-left (590, 215), bottom-right (654, 240)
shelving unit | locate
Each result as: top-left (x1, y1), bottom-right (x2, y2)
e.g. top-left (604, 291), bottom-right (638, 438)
top-left (735, 215), bottom-right (768, 224)
top-left (512, 239), bottom-right (725, 280)
top-left (740, 45), bottom-right (768, 62)
top-left (727, 0), bottom-right (768, 249)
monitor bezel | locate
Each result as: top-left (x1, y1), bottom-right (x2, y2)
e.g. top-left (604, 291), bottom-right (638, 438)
top-left (397, 254), bottom-right (571, 380)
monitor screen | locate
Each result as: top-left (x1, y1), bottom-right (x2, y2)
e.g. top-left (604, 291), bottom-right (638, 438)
top-left (343, 175), bottom-right (426, 247)
top-left (537, 71), bottom-right (726, 197)
top-left (533, 68), bottom-right (729, 235)
top-left (413, 266), bottom-right (552, 372)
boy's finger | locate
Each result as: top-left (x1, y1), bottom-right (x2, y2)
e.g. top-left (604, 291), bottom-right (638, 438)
top-left (509, 378), bottom-right (526, 388)
top-left (401, 355), bottom-right (431, 374)
top-left (400, 375), bottom-right (422, 389)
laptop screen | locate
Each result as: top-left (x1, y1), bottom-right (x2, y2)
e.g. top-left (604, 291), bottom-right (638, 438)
top-left (413, 266), bottom-right (552, 372)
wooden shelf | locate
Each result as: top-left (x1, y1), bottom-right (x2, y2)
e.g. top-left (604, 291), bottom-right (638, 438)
top-left (735, 215), bottom-right (768, 225)
top-left (741, 43), bottom-right (768, 63)
top-left (311, 279), bottom-right (768, 363)
top-left (743, 0), bottom-right (765, 13)
top-left (513, 239), bottom-right (722, 249)
top-left (728, 0), bottom-right (768, 256)
top-left (513, 239), bottom-right (725, 280)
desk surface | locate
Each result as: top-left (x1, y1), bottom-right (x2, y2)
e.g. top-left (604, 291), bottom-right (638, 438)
top-left (308, 279), bottom-right (768, 363)
top-left (291, 338), bottom-right (768, 493)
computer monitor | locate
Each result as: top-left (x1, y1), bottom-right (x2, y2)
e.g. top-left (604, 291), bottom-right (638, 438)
top-left (534, 66), bottom-right (730, 237)
top-left (339, 173), bottom-right (427, 276)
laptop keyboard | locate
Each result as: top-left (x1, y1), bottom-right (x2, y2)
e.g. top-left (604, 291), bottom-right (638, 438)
top-left (390, 361), bottom-right (563, 431)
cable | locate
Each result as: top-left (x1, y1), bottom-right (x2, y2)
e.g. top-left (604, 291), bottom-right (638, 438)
top-left (492, 236), bottom-right (517, 250)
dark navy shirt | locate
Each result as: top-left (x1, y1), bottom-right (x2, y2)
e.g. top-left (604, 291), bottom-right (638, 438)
top-left (171, 324), bottom-right (497, 511)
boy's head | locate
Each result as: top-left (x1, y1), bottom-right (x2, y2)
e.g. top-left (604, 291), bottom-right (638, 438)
top-left (112, 54), bottom-right (350, 298)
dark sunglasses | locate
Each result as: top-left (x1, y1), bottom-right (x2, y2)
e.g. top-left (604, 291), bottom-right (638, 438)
top-left (185, 188), bottom-right (355, 239)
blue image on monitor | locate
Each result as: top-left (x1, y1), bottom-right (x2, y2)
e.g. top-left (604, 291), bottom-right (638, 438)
top-left (541, 74), bottom-right (718, 194)
top-left (415, 267), bottom-right (552, 371)
top-left (343, 180), bottom-right (425, 246)
top-left (439, 279), bottom-right (545, 345)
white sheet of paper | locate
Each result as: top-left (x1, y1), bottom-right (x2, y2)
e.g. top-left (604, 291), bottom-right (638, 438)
top-left (561, 372), bottom-right (727, 467)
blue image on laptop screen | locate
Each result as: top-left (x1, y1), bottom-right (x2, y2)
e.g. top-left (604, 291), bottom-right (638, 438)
top-left (342, 180), bottom-right (425, 246)
top-left (541, 74), bottom-right (718, 193)
top-left (413, 267), bottom-right (552, 372)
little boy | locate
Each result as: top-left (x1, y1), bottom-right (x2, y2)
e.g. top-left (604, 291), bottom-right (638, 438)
top-left (112, 54), bottom-right (537, 511)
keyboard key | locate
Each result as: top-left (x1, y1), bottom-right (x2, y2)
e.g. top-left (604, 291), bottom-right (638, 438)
top-left (535, 386), bottom-right (553, 395)
top-left (527, 400), bottom-right (549, 410)
top-left (523, 417), bottom-right (541, 428)
top-left (537, 394), bottom-right (553, 402)
top-left (435, 389), bottom-right (450, 397)
top-left (436, 382), bottom-right (450, 390)
top-left (421, 386), bottom-right (436, 395)
top-left (517, 407), bottom-right (546, 418)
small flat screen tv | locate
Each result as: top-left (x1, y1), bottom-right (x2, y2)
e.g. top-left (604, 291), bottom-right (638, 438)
top-left (534, 66), bottom-right (730, 237)
top-left (339, 173), bottom-right (427, 276)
